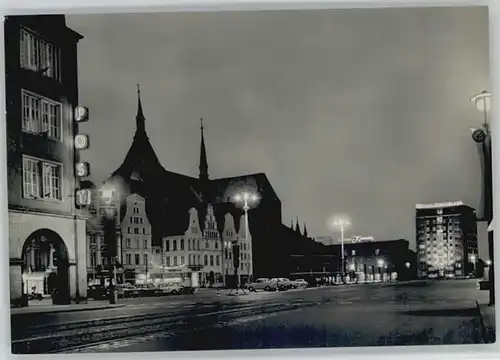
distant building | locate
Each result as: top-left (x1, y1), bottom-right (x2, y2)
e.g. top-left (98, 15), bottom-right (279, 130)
top-left (329, 239), bottom-right (417, 282)
top-left (6, 15), bottom-right (86, 306)
top-left (415, 201), bottom-right (478, 278)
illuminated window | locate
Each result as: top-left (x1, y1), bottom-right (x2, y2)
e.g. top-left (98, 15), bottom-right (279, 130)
top-left (20, 28), bottom-right (62, 81)
top-left (21, 90), bottom-right (62, 140)
top-left (22, 155), bottom-right (61, 200)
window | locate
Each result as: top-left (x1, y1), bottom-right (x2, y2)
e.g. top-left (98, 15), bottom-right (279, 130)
top-left (216, 256), bottom-right (220, 266)
top-left (22, 90), bottom-right (62, 140)
top-left (143, 240), bottom-right (148, 249)
top-left (210, 255), bottom-right (214, 266)
top-left (188, 254), bottom-right (192, 265)
top-left (143, 254), bottom-right (148, 266)
top-left (126, 239), bottom-right (131, 248)
top-left (42, 162), bottom-right (61, 200)
top-left (20, 28), bottom-right (62, 81)
top-left (181, 256), bottom-right (185, 265)
top-left (165, 240), bottom-right (170, 252)
top-left (188, 239), bottom-right (191, 250)
top-left (215, 241), bottom-right (218, 249)
top-left (90, 252), bottom-right (97, 267)
top-left (205, 241), bottom-right (209, 249)
top-left (135, 254), bottom-right (140, 265)
top-left (204, 255), bottom-right (208, 266)
top-left (174, 256), bottom-right (178, 266)
top-left (166, 256), bottom-right (170, 266)
top-left (351, 250), bottom-right (356, 256)
top-left (198, 255), bottom-right (201, 265)
top-left (126, 253), bottom-right (131, 265)
top-left (197, 240), bottom-right (200, 250)
top-left (134, 228), bottom-right (139, 234)
top-left (180, 239), bottom-right (184, 251)
top-left (22, 156), bottom-right (62, 200)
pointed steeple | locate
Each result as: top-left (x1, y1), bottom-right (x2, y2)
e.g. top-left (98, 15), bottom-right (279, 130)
top-left (136, 84), bottom-right (146, 134)
top-left (295, 217), bottom-right (301, 235)
top-left (199, 118), bottom-right (209, 182)
top-left (303, 223), bottom-right (308, 238)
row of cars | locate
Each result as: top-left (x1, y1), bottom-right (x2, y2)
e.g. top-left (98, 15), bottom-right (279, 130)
top-left (87, 283), bottom-right (195, 300)
top-left (244, 278), bottom-right (309, 292)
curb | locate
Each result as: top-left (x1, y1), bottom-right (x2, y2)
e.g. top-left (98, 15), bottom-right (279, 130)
top-left (476, 300), bottom-right (488, 343)
top-left (12, 303), bottom-right (127, 316)
top-left (476, 300), bottom-right (496, 343)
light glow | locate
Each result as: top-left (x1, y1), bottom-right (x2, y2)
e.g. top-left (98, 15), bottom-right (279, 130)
top-left (470, 90), bottom-right (491, 113)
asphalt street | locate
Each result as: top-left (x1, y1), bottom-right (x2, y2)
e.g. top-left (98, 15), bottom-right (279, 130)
top-left (11, 279), bottom-right (487, 353)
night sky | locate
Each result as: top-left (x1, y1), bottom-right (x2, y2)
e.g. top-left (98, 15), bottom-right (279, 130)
top-left (67, 6), bottom-right (489, 253)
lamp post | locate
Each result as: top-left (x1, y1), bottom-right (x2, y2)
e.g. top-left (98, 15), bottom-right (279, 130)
top-left (232, 190), bottom-right (260, 293)
top-left (377, 259), bottom-right (384, 282)
top-left (101, 187), bottom-right (118, 304)
top-left (470, 90), bottom-right (494, 305)
top-left (332, 218), bottom-right (350, 282)
top-left (471, 254), bottom-right (477, 278)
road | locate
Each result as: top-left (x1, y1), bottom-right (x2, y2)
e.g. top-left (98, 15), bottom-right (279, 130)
top-left (11, 280), bottom-right (488, 353)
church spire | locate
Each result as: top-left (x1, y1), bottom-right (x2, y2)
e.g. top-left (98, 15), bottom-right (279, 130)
top-left (303, 223), bottom-right (308, 238)
top-left (199, 118), bottom-right (209, 182)
top-left (136, 84), bottom-right (146, 134)
top-left (295, 217), bottom-right (301, 234)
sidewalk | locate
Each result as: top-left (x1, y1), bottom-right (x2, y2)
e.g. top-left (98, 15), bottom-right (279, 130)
top-left (11, 300), bottom-right (126, 315)
top-left (476, 290), bottom-right (496, 343)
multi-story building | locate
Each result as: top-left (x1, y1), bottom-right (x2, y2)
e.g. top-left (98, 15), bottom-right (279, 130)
top-left (416, 201), bottom-right (478, 278)
top-left (120, 194), bottom-right (152, 282)
top-left (6, 15), bottom-right (87, 306)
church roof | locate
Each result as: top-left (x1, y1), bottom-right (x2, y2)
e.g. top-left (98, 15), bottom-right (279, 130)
top-left (105, 88), bottom-right (281, 245)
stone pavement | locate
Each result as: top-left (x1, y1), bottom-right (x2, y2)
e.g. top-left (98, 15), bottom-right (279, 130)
top-left (476, 289), bottom-right (496, 343)
top-left (11, 300), bottom-right (126, 315)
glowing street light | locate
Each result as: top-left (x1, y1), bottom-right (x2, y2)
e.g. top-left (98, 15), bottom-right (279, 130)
top-left (470, 89), bottom-right (494, 305)
top-left (231, 190), bottom-right (260, 293)
top-left (330, 216), bottom-right (351, 281)
top-left (487, 260), bottom-right (492, 266)
top-left (405, 261), bottom-right (411, 269)
top-left (377, 259), bottom-right (384, 268)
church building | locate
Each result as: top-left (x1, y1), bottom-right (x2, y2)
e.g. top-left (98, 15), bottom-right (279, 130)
top-left (90, 86), bottom-right (285, 285)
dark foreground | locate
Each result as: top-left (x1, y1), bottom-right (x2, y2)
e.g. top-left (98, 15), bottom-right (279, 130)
top-left (11, 279), bottom-right (491, 353)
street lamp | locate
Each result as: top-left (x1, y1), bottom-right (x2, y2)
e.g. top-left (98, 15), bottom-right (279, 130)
top-left (101, 187), bottom-right (118, 304)
top-left (331, 217), bottom-right (351, 282)
top-left (405, 261), bottom-right (411, 269)
top-left (470, 89), bottom-right (494, 305)
top-left (231, 190), bottom-right (260, 294)
top-left (487, 260), bottom-right (492, 266)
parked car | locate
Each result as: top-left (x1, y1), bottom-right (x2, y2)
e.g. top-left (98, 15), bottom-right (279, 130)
top-left (244, 278), bottom-right (270, 292)
top-left (136, 283), bottom-right (160, 297)
top-left (292, 279), bottom-right (309, 288)
top-left (266, 278), bottom-right (294, 291)
top-left (118, 284), bottom-right (140, 298)
top-left (179, 285), bottom-right (195, 295)
top-left (155, 283), bottom-right (182, 296)
top-left (87, 285), bottom-right (109, 300)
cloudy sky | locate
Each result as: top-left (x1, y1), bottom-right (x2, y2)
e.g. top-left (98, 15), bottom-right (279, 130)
top-left (67, 6), bottom-right (489, 252)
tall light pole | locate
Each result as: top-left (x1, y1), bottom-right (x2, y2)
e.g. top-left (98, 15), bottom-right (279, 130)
top-left (101, 186), bottom-right (118, 304)
top-left (332, 218), bottom-right (350, 282)
top-left (470, 90), bottom-right (494, 305)
top-left (232, 190), bottom-right (260, 293)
